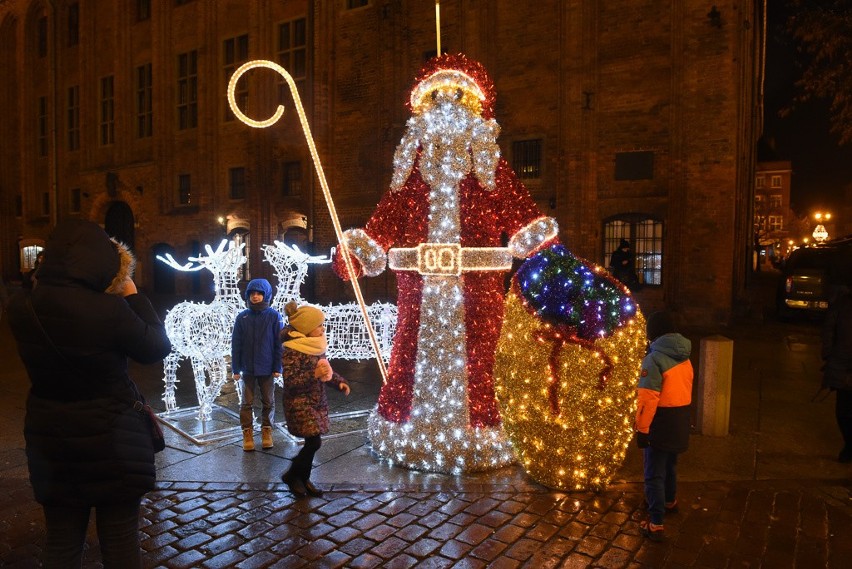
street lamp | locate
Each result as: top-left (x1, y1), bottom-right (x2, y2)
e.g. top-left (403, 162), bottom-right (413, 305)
top-left (812, 211), bottom-right (831, 243)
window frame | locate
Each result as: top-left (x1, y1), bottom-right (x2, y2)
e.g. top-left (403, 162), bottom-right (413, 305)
top-left (282, 161), bottom-right (302, 197)
top-left (223, 34), bottom-right (249, 122)
top-left (37, 95), bottom-right (48, 157)
top-left (177, 50), bottom-right (198, 130)
top-left (67, 85), bottom-right (80, 150)
top-left (135, 63), bottom-right (153, 138)
top-left (99, 75), bottom-right (115, 146)
top-left (229, 166), bottom-right (247, 200)
top-left (177, 173), bottom-right (192, 206)
top-left (511, 138), bottom-right (543, 180)
top-left (602, 215), bottom-right (664, 287)
top-left (277, 18), bottom-right (307, 101)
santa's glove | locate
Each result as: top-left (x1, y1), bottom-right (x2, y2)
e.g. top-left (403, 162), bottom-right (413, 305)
top-left (332, 247), bottom-right (363, 281)
top-left (314, 358), bottom-right (333, 382)
top-left (636, 432), bottom-right (650, 449)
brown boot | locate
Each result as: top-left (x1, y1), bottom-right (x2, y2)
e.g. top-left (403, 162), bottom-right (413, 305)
top-left (242, 428), bottom-right (255, 451)
top-left (261, 426), bottom-right (273, 449)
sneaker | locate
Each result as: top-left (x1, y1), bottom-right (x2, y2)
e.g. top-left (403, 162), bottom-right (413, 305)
top-left (261, 426), bottom-right (273, 449)
top-left (242, 428), bottom-right (255, 452)
top-left (665, 499), bottom-right (679, 513)
top-left (281, 471), bottom-right (306, 498)
top-left (303, 480), bottom-right (324, 497)
top-left (639, 519), bottom-right (665, 542)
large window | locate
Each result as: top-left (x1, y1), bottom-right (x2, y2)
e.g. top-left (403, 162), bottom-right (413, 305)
top-left (278, 19), bottom-right (307, 100)
top-left (768, 215), bottom-right (784, 232)
top-left (37, 16), bottom-right (48, 58)
top-left (511, 139), bottom-right (542, 180)
top-left (178, 50), bottom-right (198, 130)
top-left (771, 175), bottom-right (782, 188)
top-left (137, 0), bottom-right (151, 21)
top-left (229, 167), bottom-right (246, 200)
top-left (769, 194), bottom-right (782, 209)
top-left (67, 85), bottom-right (80, 150)
top-left (69, 188), bottom-right (81, 214)
top-left (755, 176), bottom-right (765, 188)
top-left (615, 151), bottom-right (654, 181)
top-left (282, 161), bottom-right (301, 197)
top-left (224, 34), bottom-right (249, 121)
top-left (136, 63), bottom-right (153, 138)
top-left (100, 76), bottom-right (115, 145)
top-left (67, 3), bottom-right (79, 46)
top-left (178, 174), bottom-right (191, 205)
top-left (37, 96), bottom-right (48, 157)
top-left (603, 216), bottom-right (663, 286)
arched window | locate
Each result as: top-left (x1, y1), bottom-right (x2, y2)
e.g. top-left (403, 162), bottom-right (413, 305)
top-left (603, 215), bottom-right (663, 286)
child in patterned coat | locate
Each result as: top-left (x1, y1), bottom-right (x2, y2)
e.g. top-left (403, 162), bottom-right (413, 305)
top-left (279, 301), bottom-right (349, 497)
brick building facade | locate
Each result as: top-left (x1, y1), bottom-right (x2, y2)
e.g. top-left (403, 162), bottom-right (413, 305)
top-left (0, 0), bottom-right (764, 326)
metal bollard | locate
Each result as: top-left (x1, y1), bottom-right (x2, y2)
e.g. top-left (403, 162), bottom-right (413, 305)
top-left (697, 335), bottom-right (734, 436)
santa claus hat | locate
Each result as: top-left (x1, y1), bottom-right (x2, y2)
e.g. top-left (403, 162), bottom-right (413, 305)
top-left (407, 53), bottom-right (496, 119)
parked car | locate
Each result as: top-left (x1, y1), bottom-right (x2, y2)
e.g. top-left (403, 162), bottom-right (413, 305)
top-left (776, 237), bottom-right (852, 319)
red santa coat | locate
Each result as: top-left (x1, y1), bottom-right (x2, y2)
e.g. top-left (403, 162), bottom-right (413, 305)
top-left (340, 157), bottom-right (556, 429)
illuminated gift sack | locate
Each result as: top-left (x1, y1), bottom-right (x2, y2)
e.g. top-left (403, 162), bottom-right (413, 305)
top-left (494, 244), bottom-right (646, 491)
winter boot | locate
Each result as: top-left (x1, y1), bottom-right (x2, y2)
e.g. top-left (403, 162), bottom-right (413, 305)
top-left (242, 428), bottom-right (255, 451)
top-left (261, 426), bottom-right (274, 449)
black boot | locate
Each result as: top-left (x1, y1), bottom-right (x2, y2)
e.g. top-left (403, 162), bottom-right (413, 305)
top-left (281, 466), bottom-right (306, 497)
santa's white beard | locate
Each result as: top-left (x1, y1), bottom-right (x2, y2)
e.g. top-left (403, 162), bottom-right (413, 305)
top-left (390, 103), bottom-right (501, 192)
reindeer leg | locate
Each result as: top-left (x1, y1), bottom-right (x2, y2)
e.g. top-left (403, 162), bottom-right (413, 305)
top-left (162, 350), bottom-right (181, 413)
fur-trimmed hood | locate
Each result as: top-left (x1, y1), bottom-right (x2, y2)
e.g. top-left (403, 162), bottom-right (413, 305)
top-left (35, 219), bottom-right (135, 294)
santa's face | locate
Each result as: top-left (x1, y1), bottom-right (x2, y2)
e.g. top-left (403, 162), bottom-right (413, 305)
top-left (392, 91), bottom-right (500, 192)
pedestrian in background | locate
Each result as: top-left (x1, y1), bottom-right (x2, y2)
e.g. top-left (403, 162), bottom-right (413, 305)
top-left (231, 278), bottom-right (283, 451)
top-left (6, 219), bottom-right (171, 569)
top-left (821, 280), bottom-right (852, 463)
top-left (635, 310), bottom-right (694, 541)
top-left (609, 239), bottom-right (641, 291)
top-left (279, 301), bottom-right (350, 498)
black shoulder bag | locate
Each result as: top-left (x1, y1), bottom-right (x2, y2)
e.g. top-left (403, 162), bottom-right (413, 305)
top-left (24, 297), bottom-right (166, 452)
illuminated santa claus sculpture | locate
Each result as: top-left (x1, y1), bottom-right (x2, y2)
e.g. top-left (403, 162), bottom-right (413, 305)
top-left (334, 54), bottom-right (558, 473)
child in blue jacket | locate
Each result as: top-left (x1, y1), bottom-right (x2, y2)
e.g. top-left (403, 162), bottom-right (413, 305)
top-left (231, 278), bottom-right (283, 451)
top-left (635, 310), bottom-right (693, 541)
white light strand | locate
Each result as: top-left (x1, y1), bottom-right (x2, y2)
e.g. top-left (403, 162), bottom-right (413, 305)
top-left (157, 240), bottom-right (246, 422)
top-left (368, 92), bottom-right (515, 473)
top-left (262, 241), bottom-right (397, 362)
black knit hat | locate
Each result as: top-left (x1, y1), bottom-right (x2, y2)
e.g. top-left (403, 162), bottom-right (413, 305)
top-left (619, 239), bottom-right (630, 250)
top-left (646, 311), bottom-right (676, 341)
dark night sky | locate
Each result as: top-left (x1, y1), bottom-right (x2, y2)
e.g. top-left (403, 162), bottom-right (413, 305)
top-left (761, 2), bottom-right (851, 215)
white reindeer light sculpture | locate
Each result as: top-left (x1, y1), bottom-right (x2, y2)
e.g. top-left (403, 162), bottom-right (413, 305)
top-left (262, 241), bottom-right (397, 362)
top-left (157, 240), bottom-right (246, 422)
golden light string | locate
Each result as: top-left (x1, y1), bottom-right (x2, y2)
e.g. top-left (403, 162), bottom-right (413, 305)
top-left (227, 59), bottom-right (389, 384)
top-left (435, 1), bottom-right (441, 55)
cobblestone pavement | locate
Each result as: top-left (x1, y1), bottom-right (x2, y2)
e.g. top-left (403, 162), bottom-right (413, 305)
top-left (3, 477), bottom-right (852, 568)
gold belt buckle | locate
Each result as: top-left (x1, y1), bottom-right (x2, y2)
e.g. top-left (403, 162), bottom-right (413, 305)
top-left (416, 243), bottom-right (462, 276)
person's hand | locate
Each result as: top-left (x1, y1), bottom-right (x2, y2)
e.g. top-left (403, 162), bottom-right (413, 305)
top-left (340, 383), bottom-right (351, 396)
top-left (273, 372), bottom-right (281, 378)
top-left (232, 373), bottom-right (241, 381)
top-left (315, 359), bottom-right (333, 382)
top-left (118, 278), bottom-right (138, 297)
top-left (636, 431), bottom-right (650, 449)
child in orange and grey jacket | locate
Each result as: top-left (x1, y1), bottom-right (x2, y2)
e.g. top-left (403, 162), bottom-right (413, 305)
top-left (634, 310), bottom-right (693, 542)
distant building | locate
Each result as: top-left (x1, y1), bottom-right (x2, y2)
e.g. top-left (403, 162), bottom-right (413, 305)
top-left (0, 0), bottom-right (765, 326)
top-left (754, 160), bottom-right (799, 265)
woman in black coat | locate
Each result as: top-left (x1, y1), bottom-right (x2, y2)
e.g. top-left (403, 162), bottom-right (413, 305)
top-left (822, 283), bottom-right (852, 463)
top-left (7, 219), bottom-right (171, 569)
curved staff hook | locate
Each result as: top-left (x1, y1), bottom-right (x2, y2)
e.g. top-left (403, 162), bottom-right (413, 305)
top-left (227, 60), bottom-right (389, 384)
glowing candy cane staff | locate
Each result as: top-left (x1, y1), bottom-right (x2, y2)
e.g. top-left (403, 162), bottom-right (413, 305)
top-left (227, 60), bottom-right (389, 384)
